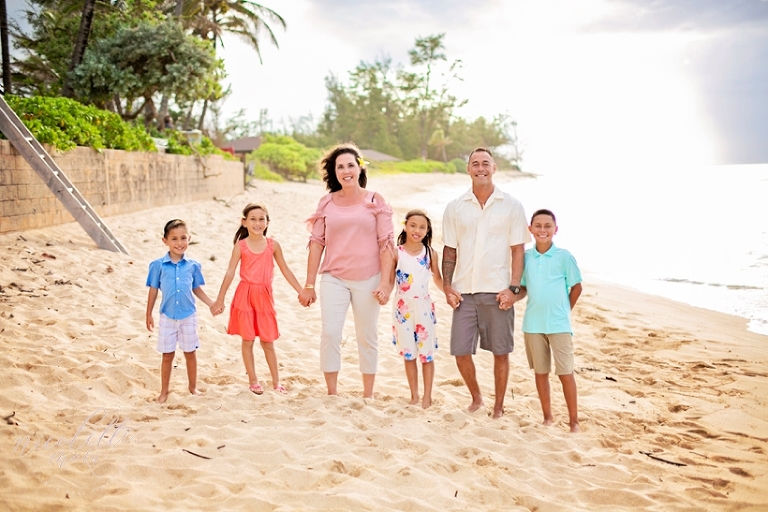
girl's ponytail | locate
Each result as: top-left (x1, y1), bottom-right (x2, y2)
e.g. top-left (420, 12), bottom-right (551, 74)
top-left (233, 226), bottom-right (249, 245)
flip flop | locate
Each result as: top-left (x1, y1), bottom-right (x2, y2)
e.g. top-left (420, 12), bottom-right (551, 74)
top-left (249, 383), bottom-right (264, 395)
top-left (273, 384), bottom-right (287, 394)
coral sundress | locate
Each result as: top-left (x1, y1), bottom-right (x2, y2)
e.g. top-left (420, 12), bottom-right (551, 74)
top-left (227, 238), bottom-right (279, 342)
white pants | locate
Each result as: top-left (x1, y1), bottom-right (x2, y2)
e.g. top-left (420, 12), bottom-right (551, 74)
top-left (319, 273), bottom-right (380, 374)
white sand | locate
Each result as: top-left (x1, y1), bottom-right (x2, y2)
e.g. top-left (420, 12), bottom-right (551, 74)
top-left (1, 173), bottom-right (766, 511)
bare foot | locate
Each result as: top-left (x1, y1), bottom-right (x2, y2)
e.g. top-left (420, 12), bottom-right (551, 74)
top-left (157, 392), bottom-right (168, 404)
top-left (492, 407), bottom-right (504, 419)
top-left (569, 422), bottom-right (580, 433)
top-left (408, 396), bottom-right (420, 406)
top-left (467, 399), bottom-right (484, 413)
top-left (189, 388), bottom-right (203, 396)
top-left (327, 388), bottom-right (338, 396)
top-left (542, 417), bottom-right (554, 426)
top-left (421, 397), bottom-right (432, 409)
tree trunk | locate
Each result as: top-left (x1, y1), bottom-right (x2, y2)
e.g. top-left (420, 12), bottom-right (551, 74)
top-left (0, 0), bottom-right (11, 94)
top-left (61, 0), bottom-right (97, 98)
top-left (197, 98), bottom-right (208, 130)
top-left (183, 102), bottom-right (194, 130)
top-left (157, 0), bottom-right (185, 129)
top-left (143, 96), bottom-right (158, 128)
top-left (158, 95), bottom-right (170, 130)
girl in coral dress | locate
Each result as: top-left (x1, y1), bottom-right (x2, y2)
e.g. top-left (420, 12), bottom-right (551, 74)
top-left (212, 203), bottom-right (303, 395)
top-left (387, 209), bottom-right (443, 408)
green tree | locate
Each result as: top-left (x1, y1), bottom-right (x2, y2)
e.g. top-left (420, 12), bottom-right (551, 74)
top-left (399, 34), bottom-right (466, 160)
top-left (60, 0), bottom-right (96, 97)
top-left (318, 58), bottom-right (404, 157)
top-left (182, 0), bottom-right (286, 129)
top-left (11, 0), bottom-right (163, 96)
top-left (444, 116), bottom-right (510, 162)
top-left (318, 34), bottom-right (483, 161)
top-left (250, 134), bottom-right (321, 182)
top-left (428, 127), bottom-right (450, 162)
top-left (72, 20), bottom-right (222, 126)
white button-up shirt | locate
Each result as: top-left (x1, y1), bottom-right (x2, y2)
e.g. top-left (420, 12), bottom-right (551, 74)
top-left (442, 187), bottom-right (530, 294)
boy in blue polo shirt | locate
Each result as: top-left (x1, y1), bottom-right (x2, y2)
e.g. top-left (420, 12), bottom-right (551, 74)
top-left (146, 219), bottom-right (215, 403)
top-left (519, 209), bottom-right (582, 432)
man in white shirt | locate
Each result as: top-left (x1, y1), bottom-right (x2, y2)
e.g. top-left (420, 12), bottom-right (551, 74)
top-left (442, 147), bottom-right (530, 418)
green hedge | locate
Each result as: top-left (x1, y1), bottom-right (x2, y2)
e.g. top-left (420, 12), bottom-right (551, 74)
top-left (4, 95), bottom-right (156, 151)
top-left (368, 159), bottom-right (457, 174)
top-left (163, 130), bottom-right (237, 160)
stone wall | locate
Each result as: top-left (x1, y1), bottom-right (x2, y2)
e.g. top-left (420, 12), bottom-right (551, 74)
top-left (0, 140), bottom-right (244, 233)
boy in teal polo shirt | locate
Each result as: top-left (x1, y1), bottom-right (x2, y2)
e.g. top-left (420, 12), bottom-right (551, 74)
top-left (519, 209), bottom-right (583, 432)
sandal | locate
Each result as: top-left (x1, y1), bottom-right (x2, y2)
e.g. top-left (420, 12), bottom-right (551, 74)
top-left (273, 384), bottom-right (287, 394)
top-left (249, 383), bottom-right (264, 395)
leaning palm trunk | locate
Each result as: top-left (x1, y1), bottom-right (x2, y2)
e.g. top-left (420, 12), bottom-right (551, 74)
top-left (61, 0), bottom-right (96, 98)
top-left (0, 0), bottom-right (11, 94)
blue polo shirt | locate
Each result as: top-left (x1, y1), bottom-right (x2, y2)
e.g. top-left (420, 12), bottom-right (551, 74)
top-left (521, 243), bottom-right (581, 334)
top-left (146, 253), bottom-right (205, 320)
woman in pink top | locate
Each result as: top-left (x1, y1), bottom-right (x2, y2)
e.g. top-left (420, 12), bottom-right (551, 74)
top-left (300, 143), bottom-right (394, 398)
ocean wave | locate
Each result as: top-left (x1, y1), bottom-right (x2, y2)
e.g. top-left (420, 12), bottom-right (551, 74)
top-left (659, 278), bottom-right (763, 290)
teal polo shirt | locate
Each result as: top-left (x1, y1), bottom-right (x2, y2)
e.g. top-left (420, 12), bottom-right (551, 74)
top-left (521, 243), bottom-right (582, 334)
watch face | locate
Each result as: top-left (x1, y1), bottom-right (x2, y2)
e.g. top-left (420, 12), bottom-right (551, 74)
top-left (510, 285), bottom-right (521, 294)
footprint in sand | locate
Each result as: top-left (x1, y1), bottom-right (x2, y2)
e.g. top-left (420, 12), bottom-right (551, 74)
top-left (728, 467), bottom-right (752, 478)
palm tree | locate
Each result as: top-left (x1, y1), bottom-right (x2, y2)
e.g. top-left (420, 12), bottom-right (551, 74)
top-left (184, 0), bottom-right (285, 129)
top-left (61, 0), bottom-right (96, 98)
top-left (428, 127), bottom-right (451, 162)
top-left (0, 0), bottom-right (11, 94)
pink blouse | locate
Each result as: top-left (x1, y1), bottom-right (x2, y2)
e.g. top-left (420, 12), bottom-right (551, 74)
top-left (306, 191), bottom-right (394, 281)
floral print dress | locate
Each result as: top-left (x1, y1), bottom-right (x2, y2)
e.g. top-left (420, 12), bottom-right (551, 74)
top-left (392, 245), bottom-right (437, 362)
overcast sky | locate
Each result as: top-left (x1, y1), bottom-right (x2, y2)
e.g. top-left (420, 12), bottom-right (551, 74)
top-left (7, 0), bottom-right (768, 169)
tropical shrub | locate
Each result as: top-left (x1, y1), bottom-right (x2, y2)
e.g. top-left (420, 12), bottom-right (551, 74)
top-left (4, 95), bottom-right (155, 151)
top-left (249, 135), bottom-right (321, 182)
top-left (448, 157), bottom-right (466, 173)
top-left (163, 130), bottom-right (236, 159)
top-left (247, 160), bottom-right (283, 182)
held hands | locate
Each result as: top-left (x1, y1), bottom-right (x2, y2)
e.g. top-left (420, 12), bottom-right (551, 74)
top-left (210, 300), bottom-right (225, 316)
top-left (372, 283), bottom-right (392, 306)
top-left (443, 285), bottom-right (463, 310)
top-left (298, 287), bottom-right (316, 307)
top-left (496, 289), bottom-right (520, 311)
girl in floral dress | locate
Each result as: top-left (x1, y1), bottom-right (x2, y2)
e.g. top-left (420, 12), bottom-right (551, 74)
top-left (388, 209), bottom-right (443, 408)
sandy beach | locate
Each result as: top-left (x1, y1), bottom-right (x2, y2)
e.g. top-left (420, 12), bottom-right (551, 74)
top-left (1, 172), bottom-right (766, 511)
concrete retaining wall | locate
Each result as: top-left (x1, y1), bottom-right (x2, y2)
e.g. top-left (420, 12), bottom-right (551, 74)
top-left (0, 140), bottom-right (244, 233)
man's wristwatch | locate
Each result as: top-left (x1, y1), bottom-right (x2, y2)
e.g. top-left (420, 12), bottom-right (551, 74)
top-left (508, 285), bottom-right (521, 295)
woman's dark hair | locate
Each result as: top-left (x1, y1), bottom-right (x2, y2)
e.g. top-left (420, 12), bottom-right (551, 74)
top-left (163, 219), bottom-right (187, 238)
top-left (320, 143), bottom-right (367, 192)
top-left (397, 209), bottom-right (434, 266)
top-left (233, 203), bottom-right (269, 244)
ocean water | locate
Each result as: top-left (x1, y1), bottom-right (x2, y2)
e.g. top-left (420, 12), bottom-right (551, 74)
top-left (412, 163), bottom-right (768, 336)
